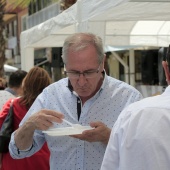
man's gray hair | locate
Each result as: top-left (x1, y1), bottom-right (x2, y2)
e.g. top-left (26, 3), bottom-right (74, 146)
top-left (61, 33), bottom-right (104, 64)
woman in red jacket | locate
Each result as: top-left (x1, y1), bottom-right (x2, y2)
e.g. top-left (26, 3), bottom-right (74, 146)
top-left (0, 67), bottom-right (51, 170)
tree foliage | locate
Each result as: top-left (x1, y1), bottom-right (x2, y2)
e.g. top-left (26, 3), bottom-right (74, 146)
top-left (0, 0), bottom-right (6, 77)
top-left (0, 0), bottom-right (75, 77)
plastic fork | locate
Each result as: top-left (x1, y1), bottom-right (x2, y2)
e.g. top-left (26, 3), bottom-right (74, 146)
top-left (62, 119), bottom-right (83, 128)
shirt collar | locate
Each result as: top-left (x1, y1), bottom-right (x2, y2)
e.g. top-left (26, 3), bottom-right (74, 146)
top-left (5, 87), bottom-right (17, 96)
top-left (100, 70), bottom-right (107, 92)
top-left (67, 79), bottom-right (73, 92)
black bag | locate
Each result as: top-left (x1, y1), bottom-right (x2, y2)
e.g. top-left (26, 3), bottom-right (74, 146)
top-left (0, 100), bottom-right (14, 153)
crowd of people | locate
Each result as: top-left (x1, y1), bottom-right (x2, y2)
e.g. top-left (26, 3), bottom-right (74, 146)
top-left (0, 67), bottom-right (51, 170)
top-left (0, 32), bottom-right (169, 170)
top-left (0, 70), bottom-right (27, 109)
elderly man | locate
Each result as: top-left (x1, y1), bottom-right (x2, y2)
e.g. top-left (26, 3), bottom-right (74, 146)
top-left (9, 33), bottom-right (142, 170)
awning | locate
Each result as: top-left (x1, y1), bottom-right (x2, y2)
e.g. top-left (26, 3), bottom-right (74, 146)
top-left (4, 64), bottom-right (18, 72)
top-left (20, 0), bottom-right (170, 71)
top-left (3, 14), bottom-right (16, 23)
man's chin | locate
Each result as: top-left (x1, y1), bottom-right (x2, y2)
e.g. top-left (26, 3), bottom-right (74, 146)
top-left (78, 91), bottom-right (91, 98)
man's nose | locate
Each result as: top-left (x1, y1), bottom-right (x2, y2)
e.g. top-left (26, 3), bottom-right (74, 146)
top-left (77, 73), bottom-right (87, 86)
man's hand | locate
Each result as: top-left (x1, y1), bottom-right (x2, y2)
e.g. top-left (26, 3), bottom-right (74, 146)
top-left (70, 121), bottom-right (111, 145)
top-left (14, 109), bottom-right (64, 150)
top-left (26, 109), bottom-right (64, 131)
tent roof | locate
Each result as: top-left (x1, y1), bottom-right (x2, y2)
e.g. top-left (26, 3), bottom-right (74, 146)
top-left (4, 64), bottom-right (18, 72)
top-left (20, 0), bottom-right (170, 71)
top-left (21, 0), bottom-right (170, 50)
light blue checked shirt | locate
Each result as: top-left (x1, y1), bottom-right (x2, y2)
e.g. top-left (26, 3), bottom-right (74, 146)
top-left (9, 73), bottom-right (143, 170)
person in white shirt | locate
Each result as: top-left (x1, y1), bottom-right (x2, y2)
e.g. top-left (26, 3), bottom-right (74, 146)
top-left (0, 70), bottom-right (27, 110)
top-left (0, 91), bottom-right (15, 110)
top-left (101, 60), bottom-right (170, 170)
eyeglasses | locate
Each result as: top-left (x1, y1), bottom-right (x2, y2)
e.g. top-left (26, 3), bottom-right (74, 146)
top-left (65, 64), bottom-right (101, 79)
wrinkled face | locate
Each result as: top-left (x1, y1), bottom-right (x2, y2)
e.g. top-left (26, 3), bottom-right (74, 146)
top-left (65, 45), bottom-right (105, 101)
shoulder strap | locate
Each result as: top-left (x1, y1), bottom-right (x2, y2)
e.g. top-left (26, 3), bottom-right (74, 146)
top-left (9, 99), bottom-right (14, 108)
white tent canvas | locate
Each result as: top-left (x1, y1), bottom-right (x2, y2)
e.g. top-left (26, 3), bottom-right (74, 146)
top-left (21, 0), bottom-right (170, 71)
top-left (4, 64), bottom-right (18, 72)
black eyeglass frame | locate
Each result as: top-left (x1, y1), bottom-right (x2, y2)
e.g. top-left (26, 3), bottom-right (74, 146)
top-left (64, 64), bottom-right (101, 79)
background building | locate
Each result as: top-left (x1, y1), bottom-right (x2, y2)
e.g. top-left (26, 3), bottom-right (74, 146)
top-left (3, 0), bottom-right (169, 97)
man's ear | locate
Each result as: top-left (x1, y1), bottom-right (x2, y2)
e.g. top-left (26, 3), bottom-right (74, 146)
top-left (103, 54), bottom-right (106, 66)
top-left (162, 61), bottom-right (170, 85)
top-left (103, 54), bottom-right (106, 61)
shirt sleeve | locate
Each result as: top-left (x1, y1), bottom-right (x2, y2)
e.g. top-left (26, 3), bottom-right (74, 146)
top-left (9, 93), bottom-right (47, 159)
top-left (133, 90), bottom-right (143, 103)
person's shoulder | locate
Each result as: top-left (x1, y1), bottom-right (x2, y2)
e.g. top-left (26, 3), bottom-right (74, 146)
top-left (44, 78), bottom-right (68, 91)
top-left (107, 76), bottom-right (140, 92)
top-left (0, 97), bottom-right (15, 111)
top-left (123, 94), bottom-right (162, 115)
top-left (107, 75), bottom-right (129, 86)
top-left (121, 94), bottom-right (169, 126)
top-left (0, 90), bottom-right (15, 98)
top-left (115, 95), bottom-right (168, 142)
top-left (115, 96), bottom-right (156, 126)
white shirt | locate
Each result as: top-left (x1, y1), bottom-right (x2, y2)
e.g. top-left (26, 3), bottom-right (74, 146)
top-left (9, 75), bottom-right (142, 170)
top-left (0, 90), bottom-right (15, 110)
top-left (101, 85), bottom-right (170, 170)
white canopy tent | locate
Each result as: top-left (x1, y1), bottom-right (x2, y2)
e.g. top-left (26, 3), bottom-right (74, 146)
top-left (4, 64), bottom-right (18, 72)
top-left (21, 0), bottom-right (170, 73)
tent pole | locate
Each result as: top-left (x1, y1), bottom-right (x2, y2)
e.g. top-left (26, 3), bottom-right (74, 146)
top-left (111, 51), bottom-right (129, 84)
top-left (129, 49), bottom-right (135, 87)
top-left (21, 47), bottom-right (34, 72)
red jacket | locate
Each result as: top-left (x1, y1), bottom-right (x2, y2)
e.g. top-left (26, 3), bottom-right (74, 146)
top-left (0, 98), bottom-right (50, 170)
